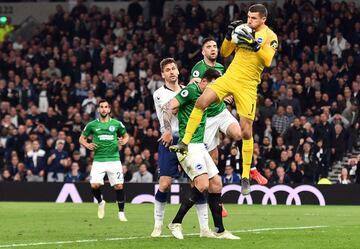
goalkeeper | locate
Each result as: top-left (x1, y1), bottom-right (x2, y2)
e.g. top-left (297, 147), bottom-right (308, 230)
top-left (171, 4), bottom-right (278, 195)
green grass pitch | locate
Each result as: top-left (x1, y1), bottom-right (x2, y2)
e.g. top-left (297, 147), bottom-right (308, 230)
top-left (0, 202), bottom-right (359, 249)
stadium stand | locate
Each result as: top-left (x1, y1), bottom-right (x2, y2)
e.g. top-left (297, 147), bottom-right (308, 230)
top-left (0, 0), bottom-right (359, 184)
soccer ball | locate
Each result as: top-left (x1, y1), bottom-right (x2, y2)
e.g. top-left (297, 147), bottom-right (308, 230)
top-left (231, 24), bottom-right (254, 45)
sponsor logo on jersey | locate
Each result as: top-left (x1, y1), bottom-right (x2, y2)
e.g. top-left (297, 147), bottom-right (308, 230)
top-left (270, 40), bottom-right (278, 49)
top-left (256, 37), bottom-right (263, 44)
top-left (95, 128), bottom-right (100, 131)
top-left (109, 126), bottom-right (115, 132)
top-left (192, 70), bottom-right (200, 77)
top-left (98, 134), bottom-right (114, 141)
top-left (180, 90), bottom-right (189, 97)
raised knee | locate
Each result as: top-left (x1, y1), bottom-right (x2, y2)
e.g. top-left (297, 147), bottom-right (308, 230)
top-left (232, 132), bottom-right (242, 141)
top-left (241, 128), bottom-right (252, 140)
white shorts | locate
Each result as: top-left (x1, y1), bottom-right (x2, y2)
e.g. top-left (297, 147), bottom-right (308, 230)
top-left (204, 108), bottom-right (238, 151)
top-left (177, 143), bottom-right (219, 181)
top-left (90, 161), bottom-right (124, 186)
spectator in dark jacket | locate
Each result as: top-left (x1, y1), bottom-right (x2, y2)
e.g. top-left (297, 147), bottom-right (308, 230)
top-left (222, 165), bottom-right (241, 184)
top-left (46, 139), bottom-right (70, 182)
top-left (25, 140), bottom-right (46, 182)
top-left (287, 161), bottom-right (303, 184)
top-left (284, 118), bottom-right (306, 149)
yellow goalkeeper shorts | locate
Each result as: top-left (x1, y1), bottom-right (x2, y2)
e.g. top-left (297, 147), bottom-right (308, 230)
top-left (207, 75), bottom-right (257, 120)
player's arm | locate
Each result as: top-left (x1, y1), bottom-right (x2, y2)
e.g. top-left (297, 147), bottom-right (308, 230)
top-left (79, 123), bottom-right (97, 151)
top-left (79, 135), bottom-right (97, 150)
top-left (117, 121), bottom-right (129, 146)
top-left (118, 132), bottom-right (129, 146)
top-left (256, 38), bottom-right (277, 67)
top-left (160, 98), bottom-right (180, 147)
top-left (220, 39), bottom-right (237, 58)
top-left (221, 20), bottom-right (242, 57)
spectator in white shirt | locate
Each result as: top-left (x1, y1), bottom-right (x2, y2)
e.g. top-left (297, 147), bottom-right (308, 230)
top-left (113, 49), bottom-right (127, 76)
top-left (330, 31), bottom-right (347, 58)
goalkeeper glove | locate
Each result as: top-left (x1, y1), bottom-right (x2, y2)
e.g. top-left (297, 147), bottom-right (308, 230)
top-left (236, 28), bottom-right (261, 52)
top-left (225, 20), bottom-right (243, 41)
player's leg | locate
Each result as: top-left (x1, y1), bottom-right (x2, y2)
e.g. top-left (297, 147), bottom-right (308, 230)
top-left (151, 140), bottom-right (179, 237)
top-left (172, 174), bottom-right (209, 224)
top-left (239, 117), bottom-right (254, 195)
top-left (206, 151), bottom-right (239, 240)
top-left (181, 77), bottom-right (228, 147)
top-left (233, 88), bottom-right (257, 195)
top-left (107, 161), bottom-right (127, 221)
top-left (169, 173), bottom-right (209, 239)
top-left (188, 181), bottom-right (210, 235)
top-left (114, 183), bottom-right (127, 221)
top-left (151, 175), bottom-right (171, 237)
top-left (205, 113), bottom-right (234, 218)
top-left (168, 145), bottom-right (209, 239)
top-left (90, 162), bottom-right (106, 219)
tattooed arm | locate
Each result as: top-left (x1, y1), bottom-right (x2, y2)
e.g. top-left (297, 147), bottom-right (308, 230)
top-left (160, 98), bottom-right (180, 147)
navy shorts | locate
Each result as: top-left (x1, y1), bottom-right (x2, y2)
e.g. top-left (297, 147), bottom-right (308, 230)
top-left (158, 136), bottom-right (180, 178)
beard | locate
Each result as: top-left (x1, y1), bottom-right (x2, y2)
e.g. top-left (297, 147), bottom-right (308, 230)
top-left (206, 55), bottom-right (217, 63)
top-left (100, 112), bottom-right (109, 118)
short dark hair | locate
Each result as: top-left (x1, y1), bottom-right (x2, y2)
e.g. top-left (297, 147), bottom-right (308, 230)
top-left (160, 58), bottom-right (177, 72)
top-left (202, 37), bottom-right (216, 48)
top-left (98, 99), bottom-right (109, 107)
top-left (202, 68), bottom-right (221, 82)
top-left (249, 4), bottom-right (268, 17)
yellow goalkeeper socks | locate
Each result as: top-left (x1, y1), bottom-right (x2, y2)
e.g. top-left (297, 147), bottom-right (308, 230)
top-left (241, 138), bottom-right (254, 179)
top-left (182, 107), bottom-right (204, 144)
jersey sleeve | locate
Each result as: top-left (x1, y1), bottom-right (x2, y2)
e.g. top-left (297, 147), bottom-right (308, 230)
top-left (257, 30), bottom-right (278, 67)
top-left (190, 63), bottom-right (202, 79)
top-left (175, 85), bottom-right (197, 106)
top-left (220, 39), bottom-right (237, 58)
top-left (117, 121), bottom-right (127, 137)
top-left (81, 122), bottom-right (93, 137)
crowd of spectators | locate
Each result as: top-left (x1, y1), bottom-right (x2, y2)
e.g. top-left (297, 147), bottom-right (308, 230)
top-left (0, 0), bottom-right (359, 184)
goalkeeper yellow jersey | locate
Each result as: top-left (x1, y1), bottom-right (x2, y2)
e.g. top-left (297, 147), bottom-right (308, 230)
top-left (220, 25), bottom-right (278, 90)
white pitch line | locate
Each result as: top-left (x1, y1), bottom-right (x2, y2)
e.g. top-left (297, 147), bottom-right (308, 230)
top-left (0, 225), bottom-right (328, 248)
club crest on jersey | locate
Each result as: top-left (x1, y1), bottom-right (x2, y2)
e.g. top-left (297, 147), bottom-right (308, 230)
top-left (256, 37), bottom-right (263, 44)
top-left (270, 40), bottom-right (278, 49)
top-left (196, 164), bottom-right (203, 170)
top-left (109, 126), bottom-right (115, 132)
top-left (192, 70), bottom-right (200, 77)
top-left (181, 90), bottom-right (189, 97)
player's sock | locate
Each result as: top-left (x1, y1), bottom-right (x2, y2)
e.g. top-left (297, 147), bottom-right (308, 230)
top-left (195, 193), bottom-right (209, 231)
top-left (154, 190), bottom-right (167, 227)
top-left (182, 107), bottom-right (204, 144)
top-left (208, 193), bottom-right (225, 233)
top-left (116, 189), bottom-right (125, 212)
top-left (241, 137), bottom-right (254, 179)
top-left (91, 187), bottom-right (102, 203)
top-left (172, 186), bottom-right (203, 224)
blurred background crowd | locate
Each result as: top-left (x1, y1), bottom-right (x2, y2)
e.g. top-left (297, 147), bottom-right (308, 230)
top-left (0, 0), bottom-right (359, 184)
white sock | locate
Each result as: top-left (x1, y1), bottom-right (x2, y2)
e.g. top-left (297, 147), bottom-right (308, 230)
top-left (195, 203), bottom-right (209, 231)
top-left (154, 200), bottom-right (166, 227)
